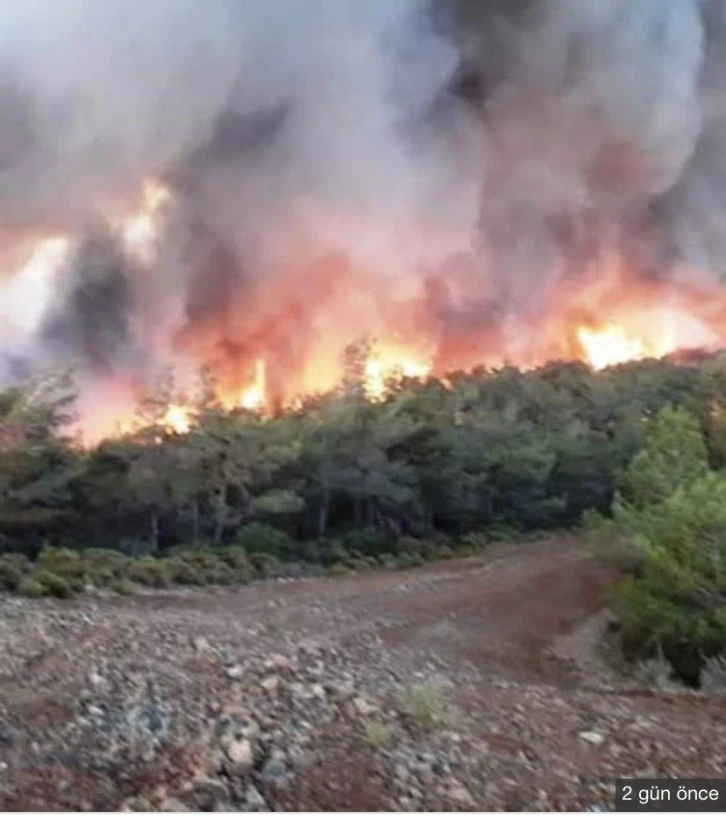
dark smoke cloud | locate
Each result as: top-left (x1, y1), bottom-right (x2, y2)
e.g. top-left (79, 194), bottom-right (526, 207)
top-left (40, 228), bottom-right (139, 376)
top-left (0, 0), bottom-right (725, 389)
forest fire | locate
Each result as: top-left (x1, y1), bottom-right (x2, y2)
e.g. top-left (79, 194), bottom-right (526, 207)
top-left (4, 168), bottom-right (726, 446)
top-left (4, 0), bottom-right (726, 444)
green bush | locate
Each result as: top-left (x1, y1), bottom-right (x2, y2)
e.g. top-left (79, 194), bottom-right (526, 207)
top-left (166, 556), bottom-right (206, 585)
top-left (583, 508), bottom-right (643, 572)
top-left (396, 551), bottom-right (425, 569)
top-left (37, 546), bottom-right (87, 583)
top-left (127, 557), bottom-right (171, 588)
top-left (169, 550), bottom-right (232, 585)
top-left (248, 551), bottom-right (282, 578)
top-left (398, 683), bottom-right (451, 730)
top-left (394, 536), bottom-right (440, 560)
top-left (320, 540), bottom-right (351, 567)
top-left (34, 570), bottom-right (74, 598)
top-left (621, 405), bottom-right (708, 508)
top-left (460, 532), bottom-right (489, 552)
top-left (18, 577), bottom-right (44, 598)
top-left (327, 561), bottom-right (352, 576)
top-left (233, 523), bottom-right (294, 559)
top-left (484, 524), bottom-right (519, 543)
top-left (83, 548), bottom-right (130, 587)
top-left (0, 554), bottom-right (30, 591)
top-left (615, 472), bottom-right (726, 684)
top-left (110, 578), bottom-right (135, 595)
top-left (363, 720), bottom-right (393, 748)
top-left (342, 527), bottom-right (389, 557)
top-left (217, 546), bottom-right (254, 584)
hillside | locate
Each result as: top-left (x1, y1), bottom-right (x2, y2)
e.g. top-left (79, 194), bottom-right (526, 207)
top-left (2, 536), bottom-right (724, 812)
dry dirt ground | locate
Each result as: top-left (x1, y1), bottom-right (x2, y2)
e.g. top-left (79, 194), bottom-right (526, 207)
top-left (1, 536), bottom-right (725, 811)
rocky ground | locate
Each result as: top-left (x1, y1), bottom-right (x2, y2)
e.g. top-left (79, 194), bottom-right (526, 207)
top-left (1, 536), bottom-right (725, 811)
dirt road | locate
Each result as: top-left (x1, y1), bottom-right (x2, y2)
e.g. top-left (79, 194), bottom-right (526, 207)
top-left (1, 536), bottom-right (724, 811)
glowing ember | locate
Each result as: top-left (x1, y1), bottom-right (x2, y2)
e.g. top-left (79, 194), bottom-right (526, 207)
top-left (239, 359), bottom-right (267, 410)
top-left (577, 324), bottom-right (647, 370)
top-left (0, 237), bottom-right (70, 339)
top-left (121, 180), bottom-right (170, 260)
top-left (364, 345), bottom-right (431, 398)
top-left (161, 404), bottom-right (193, 434)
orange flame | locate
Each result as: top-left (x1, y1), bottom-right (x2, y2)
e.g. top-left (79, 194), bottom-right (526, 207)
top-left (239, 359), bottom-right (267, 411)
top-left (160, 404), bottom-right (193, 434)
top-left (364, 344), bottom-right (431, 398)
top-left (120, 180), bottom-right (170, 261)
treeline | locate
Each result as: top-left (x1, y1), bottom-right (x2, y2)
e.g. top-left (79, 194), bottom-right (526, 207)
top-left (5, 348), bottom-right (726, 680)
top-left (1, 349), bottom-right (725, 559)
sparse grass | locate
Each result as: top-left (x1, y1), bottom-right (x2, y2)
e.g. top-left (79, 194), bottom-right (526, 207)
top-left (633, 655), bottom-right (676, 691)
top-left (701, 654), bottom-right (726, 693)
top-left (34, 570), bottom-right (75, 598)
top-left (110, 578), bottom-right (136, 596)
top-left (0, 554), bottom-right (29, 591)
top-left (363, 720), bottom-right (393, 748)
top-left (327, 561), bottom-right (352, 577)
top-left (459, 532), bottom-right (489, 552)
top-left (398, 682), bottom-right (451, 730)
top-left (18, 577), bottom-right (44, 598)
top-left (127, 557), bottom-right (171, 588)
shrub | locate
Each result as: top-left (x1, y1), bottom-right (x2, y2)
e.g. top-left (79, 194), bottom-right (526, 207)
top-left (34, 570), bottom-right (74, 599)
top-left (396, 552), bottom-right (425, 569)
top-left (110, 578), bottom-right (135, 596)
top-left (583, 509), bottom-right (643, 572)
top-left (18, 577), bottom-right (44, 598)
top-left (484, 524), bottom-right (519, 542)
top-left (233, 523), bottom-right (294, 559)
top-left (701, 654), bottom-right (726, 693)
top-left (398, 683), bottom-right (450, 730)
top-left (169, 550), bottom-right (232, 585)
top-left (248, 551), bottom-right (282, 578)
top-left (37, 546), bottom-right (87, 583)
top-left (327, 561), bottom-right (352, 577)
top-left (166, 556), bottom-right (206, 585)
top-left (342, 527), bottom-right (389, 557)
top-left (633, 655), bottom-right (676, 691)
top-left (83, 548), bottom-right (129, 587)
top-left (377, 552), bottom-right (397, 569)
top-left (621, 405), bottom-right (708, 508)
top-left (615, 473), bottom-right (726, 682)
top-left (0, 554), bottom-right (30, 591)
top-left (127, 557), bottom-right (171, 588)
top-left (394, 536), bottom-right (440, 560)
top-left (460, 532), bottom-right (489, 552)
top-left (297, 539), bottom-right (325, 564)
top-left (218, 546), bottom-right (254, 584)
top-left (320, 541), bottom-right (351, 567)
top-left (363, 720), bottom-right (393, 748)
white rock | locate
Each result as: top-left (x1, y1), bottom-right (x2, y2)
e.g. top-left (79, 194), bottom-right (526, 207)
top-left (162, 798), bottom-right (191, 812)
top-left (578, 730), bottom-right (606, 746)
top-left (225, 664), bottom-right (243, 680)
top-left (245, 785), bottom-right (267, 811)
top-left (88, 671), bottom-right (106, 688)
top-left (225, 738), bottom-right (254, 769)
top-left (449, 785), bottom-right (475, 806)
top-left (260, 675), bottom-right (280, 694)
top-left (353, 696), bottom-right (378, 716)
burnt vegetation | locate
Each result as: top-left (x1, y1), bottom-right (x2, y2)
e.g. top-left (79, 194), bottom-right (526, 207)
top-left (2, 348), bottom-right (726, 685)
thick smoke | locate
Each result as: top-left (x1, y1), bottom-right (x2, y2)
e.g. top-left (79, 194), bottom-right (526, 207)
top-left (0, 0), bottom-right (725, 399)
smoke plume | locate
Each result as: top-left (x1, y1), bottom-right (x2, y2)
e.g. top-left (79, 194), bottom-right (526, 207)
top-left (0, 0), bottom-right (725, 414)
